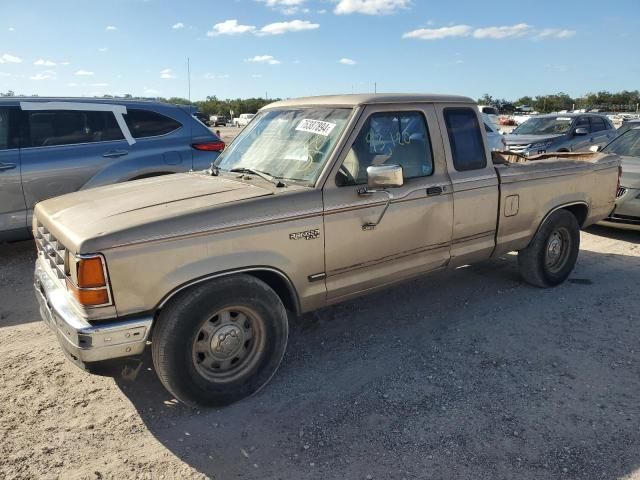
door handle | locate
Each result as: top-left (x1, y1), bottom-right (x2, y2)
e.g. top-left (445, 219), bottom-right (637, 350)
top-left (103, 150), bottom-right (129, 158)
top-left (427, 186), bottom-right (443, 196)
top-left (0, 162), bottom-right (16, 171)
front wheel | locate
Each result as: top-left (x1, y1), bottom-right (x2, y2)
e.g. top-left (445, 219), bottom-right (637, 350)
top-left (518, 209), bottom-right (580, 287)
top-left (152, 274), bottom-right (289, 407)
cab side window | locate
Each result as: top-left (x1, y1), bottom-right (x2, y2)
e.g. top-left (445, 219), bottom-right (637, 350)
top-left (337, 111), bottom-right (434, 186)
top-left (0, 108), bottom-right (12, 150)
top-left (444, 108), bottom-right (486, 171)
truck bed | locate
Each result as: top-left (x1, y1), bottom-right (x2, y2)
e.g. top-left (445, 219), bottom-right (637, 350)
top-left (492, 151), bottom-right (620, 256)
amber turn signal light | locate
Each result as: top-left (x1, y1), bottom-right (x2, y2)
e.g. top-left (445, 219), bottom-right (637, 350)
top-left (77, 257), bottom-right (107, 288)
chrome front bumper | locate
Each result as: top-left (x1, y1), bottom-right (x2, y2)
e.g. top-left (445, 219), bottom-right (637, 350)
top-left (34, 259), bottom-right (153, 364)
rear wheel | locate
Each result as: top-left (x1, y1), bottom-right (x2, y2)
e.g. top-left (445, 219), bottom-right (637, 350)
top-left (152, 274), bottom-right (289, 407)
top-left (518, 209), bottom-right (580, 287)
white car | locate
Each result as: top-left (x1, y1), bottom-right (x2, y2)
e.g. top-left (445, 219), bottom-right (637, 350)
top-left (233, 113), bottom-right (255, 128)
top-left (483, 114), bottom-right (506, 151)
top-left (478, 105), bottom-right (500, 128)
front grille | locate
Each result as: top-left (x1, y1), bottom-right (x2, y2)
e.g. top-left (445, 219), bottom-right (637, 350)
top-left (617, 187), bottom-right (628, 198)
top-left (35, 221), bottom-right (69, 280)
top-left (507, 144), bottom-right (530, 154)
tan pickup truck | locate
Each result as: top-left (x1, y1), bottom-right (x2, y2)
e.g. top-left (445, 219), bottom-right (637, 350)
top-left (33, 94), bottom-right (620, 406)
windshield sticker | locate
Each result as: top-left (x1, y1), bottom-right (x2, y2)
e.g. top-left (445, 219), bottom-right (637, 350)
top-left (296, 119), bottom-right (336, 137)
top-left (556, 117), bottom-right (572, 121)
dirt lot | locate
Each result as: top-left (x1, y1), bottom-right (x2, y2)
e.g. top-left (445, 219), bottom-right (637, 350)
top-left (1, 226), bottom-right (639, 480)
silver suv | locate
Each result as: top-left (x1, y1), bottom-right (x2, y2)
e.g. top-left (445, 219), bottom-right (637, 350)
top-left (505, 113), bottom-right (616, 156)
top-left (0, 98), bottom-right (224, 241)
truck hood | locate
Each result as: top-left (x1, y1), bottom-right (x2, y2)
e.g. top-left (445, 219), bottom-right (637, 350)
top-left (35, 172), bottom-right (275, 253)
top-left (504, 134), bottom-right (563, 146)
top-left (620, 156), bottom-right (640, 188)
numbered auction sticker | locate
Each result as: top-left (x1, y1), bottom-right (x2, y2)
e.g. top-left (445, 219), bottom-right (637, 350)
top-left (296, 119), bottom-right (336, 137)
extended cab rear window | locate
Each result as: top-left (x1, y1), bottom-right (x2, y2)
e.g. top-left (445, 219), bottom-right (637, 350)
top-left (444, 108), bottom-right (487, 171)
top-left (124, 109), bottom-right (182, 138)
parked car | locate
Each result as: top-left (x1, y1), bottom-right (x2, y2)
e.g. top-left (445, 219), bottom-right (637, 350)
top-left (211, 115), bottom-right (229, 127)
top-left (233, 113), bottom-right (255, 128)
top-left (505, 113), bottom-right (616, 156)
top-left (616, 118), bottom-right (640, 137)
top-left (482, 114), bottom-right (507, 151)
top-left (478, 105), bottom-right (499, 127)
top-left (0, 98), bottom-right (224, 242)
top-left (193, 111), bottom-right (210, 126)
top-left (33, 93), bottom-right (620, 406)
top-left (597, 126), bottom-right (640, 230)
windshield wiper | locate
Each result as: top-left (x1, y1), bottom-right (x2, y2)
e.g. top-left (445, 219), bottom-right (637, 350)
top-left (229, 167), bottom-right (286, 187)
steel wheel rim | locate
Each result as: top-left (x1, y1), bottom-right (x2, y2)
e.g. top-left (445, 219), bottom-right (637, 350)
top-left (545, 226), bottom-right (571, 274)
top-left (192, 306), bottom-right (265, 383)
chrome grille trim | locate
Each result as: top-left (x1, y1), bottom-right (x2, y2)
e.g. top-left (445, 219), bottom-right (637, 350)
top-left (506, 144), bottom-right (530, 154)
top-left (35, 221), bottom-right (69, 280)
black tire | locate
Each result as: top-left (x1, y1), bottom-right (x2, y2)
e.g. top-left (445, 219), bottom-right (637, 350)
top-left (152, 274), bottom-right (288, 407)
top-left (518, 209), bottom-right (580, 288)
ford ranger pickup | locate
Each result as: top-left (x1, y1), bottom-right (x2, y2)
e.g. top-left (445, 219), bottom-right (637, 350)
top-left (33, 94), bottom-right (621, 406)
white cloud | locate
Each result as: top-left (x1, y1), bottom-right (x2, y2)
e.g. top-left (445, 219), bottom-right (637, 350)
top-left (30, 72), bottom-right (56, 80)
top-left (207, 19), bottom-right (256, 36)
top-left (0, 54), bottom-right (22, 64)
top-left (247, 55), bottom-right (281, 65)
top-left (403, 24), bottom-right (472, 40)
top-left (105, 25), bottom-right (118, 31)
top-left (172, 22), bottom-right (185, 29)
top-left (334, 0), bottom-right (410, 15)
top-left (98, 47), bottom-right (109, 52)
top-left (67, 82), bottom-right (78, 87)
top-left (160, 68), bottom-right (176, 79)
top-left (204, 73), bottom-right (230, 79)
top-left (8, 27), bottom-right (15, 32)
top-left (34, 59), bottom-right (56, 66)
top-left (536, 28), bottom-right (576, 39)
top-left (259, 19), bottom-right (319, 35)
top-left (143, 87), bottom-right (159, 95)
top-left (60, 61), bottom-right (70, 65)
top-left (339, 58), bottom-right (357, 65)
top-left (472, 23), bottom-right (531, 39)
top-left (91, 82), bottom-right (109, 87)
top-left (75, 69), bottom-right (94, 76)
top-left (263, 0), bottom-right (305, 6)
top-left (252, 74), bottom-right (264, 78)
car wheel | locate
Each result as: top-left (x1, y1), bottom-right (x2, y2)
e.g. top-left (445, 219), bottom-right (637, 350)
top-left (152, 274), bottom-right (289, 407)
top-left (518, 209), bottom-right (580, 288)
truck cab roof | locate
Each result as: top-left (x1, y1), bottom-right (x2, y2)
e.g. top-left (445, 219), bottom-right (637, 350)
top-left (264, 93), bottom-right (475, 109)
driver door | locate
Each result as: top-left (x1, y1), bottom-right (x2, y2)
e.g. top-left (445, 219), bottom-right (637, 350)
top-left (322, 104), bottom-right (453, 302)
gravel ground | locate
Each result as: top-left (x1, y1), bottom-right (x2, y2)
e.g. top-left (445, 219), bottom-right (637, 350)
top-left (1, 222), bottom-right (639, 479)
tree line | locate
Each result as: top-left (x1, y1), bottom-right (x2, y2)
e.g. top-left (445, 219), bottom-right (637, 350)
top-left (478, 90), bottom-right (640, 114)
top-left (2, 89), bottom-right (638, 115)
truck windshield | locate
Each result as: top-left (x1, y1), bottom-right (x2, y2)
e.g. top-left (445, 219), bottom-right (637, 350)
top-left (603, 128), bottom-right (640, 157)
top-left (215, 108), bottom-right (352, 185)
top-left (512, 117), bottom-right (573, 135)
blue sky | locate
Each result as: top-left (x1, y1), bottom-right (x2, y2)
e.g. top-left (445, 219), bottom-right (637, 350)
top-left (1, 0), bottom-right (639, 101)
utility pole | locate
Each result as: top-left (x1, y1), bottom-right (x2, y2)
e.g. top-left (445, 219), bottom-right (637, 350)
top-left (187, 57), bottom-right (191, 103)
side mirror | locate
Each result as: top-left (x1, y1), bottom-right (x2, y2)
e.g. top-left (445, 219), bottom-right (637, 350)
top-left (589, 145), bottom-right (601, 153)
top-left (574, 127), bottom-right (589, 136)
top-left (366, 164), bottom-right (404, 189)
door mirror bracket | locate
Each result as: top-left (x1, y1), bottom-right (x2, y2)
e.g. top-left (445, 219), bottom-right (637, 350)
top-left (356, 165), bottom-right (403, 230)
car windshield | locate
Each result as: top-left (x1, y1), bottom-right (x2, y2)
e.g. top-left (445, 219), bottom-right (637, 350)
top-left (215, 108), bottom-right (352, 185)
top-left (604, 128), bottom-right (640, 157)
top-left (512, 116), bottom-right (573, 135)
